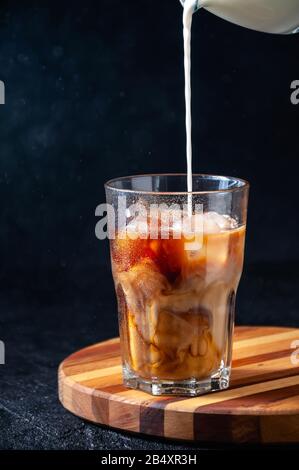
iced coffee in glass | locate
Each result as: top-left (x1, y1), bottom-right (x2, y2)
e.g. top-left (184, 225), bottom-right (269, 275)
top-left (105, 174), bottom-right (249, 396)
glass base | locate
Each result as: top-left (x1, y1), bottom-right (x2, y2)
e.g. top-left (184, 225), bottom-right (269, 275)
top-left (123, 364), bottom-right (230, 397)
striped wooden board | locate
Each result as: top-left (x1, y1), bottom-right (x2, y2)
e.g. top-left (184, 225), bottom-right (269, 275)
top-left (59, 327), bottom-right (299, 443)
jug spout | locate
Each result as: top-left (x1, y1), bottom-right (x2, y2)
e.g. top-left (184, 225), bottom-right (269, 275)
top-left (180, 0), bottom-right (299, 35)
top-left (180, 0), bottom-right (202, 12)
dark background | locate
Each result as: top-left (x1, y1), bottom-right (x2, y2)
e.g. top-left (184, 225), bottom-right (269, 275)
top-left (0, 0), bottom-right (299, 450)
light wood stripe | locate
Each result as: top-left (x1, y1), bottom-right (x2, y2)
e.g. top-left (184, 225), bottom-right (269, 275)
top-left (70, 365), bottom-right (122, 382)
top-left (233, 327), bottom-right (289, 340)
top-left (80, 373), bottom-right (123, 389)
top-left (233, 330), bottom-right (298, 349)
top-left (64, 356), bottom-right (121, 376)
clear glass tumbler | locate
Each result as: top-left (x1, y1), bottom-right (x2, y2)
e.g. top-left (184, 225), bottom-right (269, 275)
top-left (105, 174), bottom-right (249, 396)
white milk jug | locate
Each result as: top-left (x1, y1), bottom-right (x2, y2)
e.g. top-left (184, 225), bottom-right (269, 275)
top-left (180, 0), bottom-right (299, 34)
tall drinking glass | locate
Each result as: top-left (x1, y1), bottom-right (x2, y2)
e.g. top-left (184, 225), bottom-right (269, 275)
top-left (105, 174), bottom-right (249, 396)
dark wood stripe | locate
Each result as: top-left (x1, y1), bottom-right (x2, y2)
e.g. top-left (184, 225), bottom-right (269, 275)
top-left (231, 367), bottom-right (299, 389)
top-left (91, 391), bottom-right (109, 424)
top-left (194, 414), bottom-right (261, 443)
top-left (232, 348), bottom-right (294, 367)
top-left (139, 404), bottom-right (165, 437)
top-left (195, 384), bottom-right (299, 413)
top-left (139, 397), bottom-right (185, 437)
top-left (64, 342), bottom-right (120, 367)
top-left (98, 383), bottom-right (126, 395)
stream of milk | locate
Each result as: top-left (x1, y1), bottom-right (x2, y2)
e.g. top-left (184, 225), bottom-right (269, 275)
top-left (183, 0), bottom-right (195, 197)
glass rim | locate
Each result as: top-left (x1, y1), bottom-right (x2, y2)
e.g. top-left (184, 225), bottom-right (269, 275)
top-left (104, 173), bottom-right (250, 196)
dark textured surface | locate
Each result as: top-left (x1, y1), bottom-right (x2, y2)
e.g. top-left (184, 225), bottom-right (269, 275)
top-left (0, 0), bottom-right (299, 450)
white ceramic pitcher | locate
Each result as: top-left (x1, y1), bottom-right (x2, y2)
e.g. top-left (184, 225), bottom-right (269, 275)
top-left (180, 0), bottom-right (299, 34)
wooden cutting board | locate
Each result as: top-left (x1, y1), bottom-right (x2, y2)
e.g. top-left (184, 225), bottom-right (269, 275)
top-left (58, 327), bottom-right (299, 443)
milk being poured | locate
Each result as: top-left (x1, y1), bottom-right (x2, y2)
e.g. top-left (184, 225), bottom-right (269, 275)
top-left (183, 0), bottom-right (198, 200)
top-left (183, 0), bottom-right (195, 195)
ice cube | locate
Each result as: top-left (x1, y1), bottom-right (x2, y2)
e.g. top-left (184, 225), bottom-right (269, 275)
top-left (117, 259), bottom-right (169, 315)
top-left (153, 309), bottom-right (194, 355)
top-left (203, 211), bottom-right (238, 232)
top-left (200, 281), bottom-right (230, 351)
